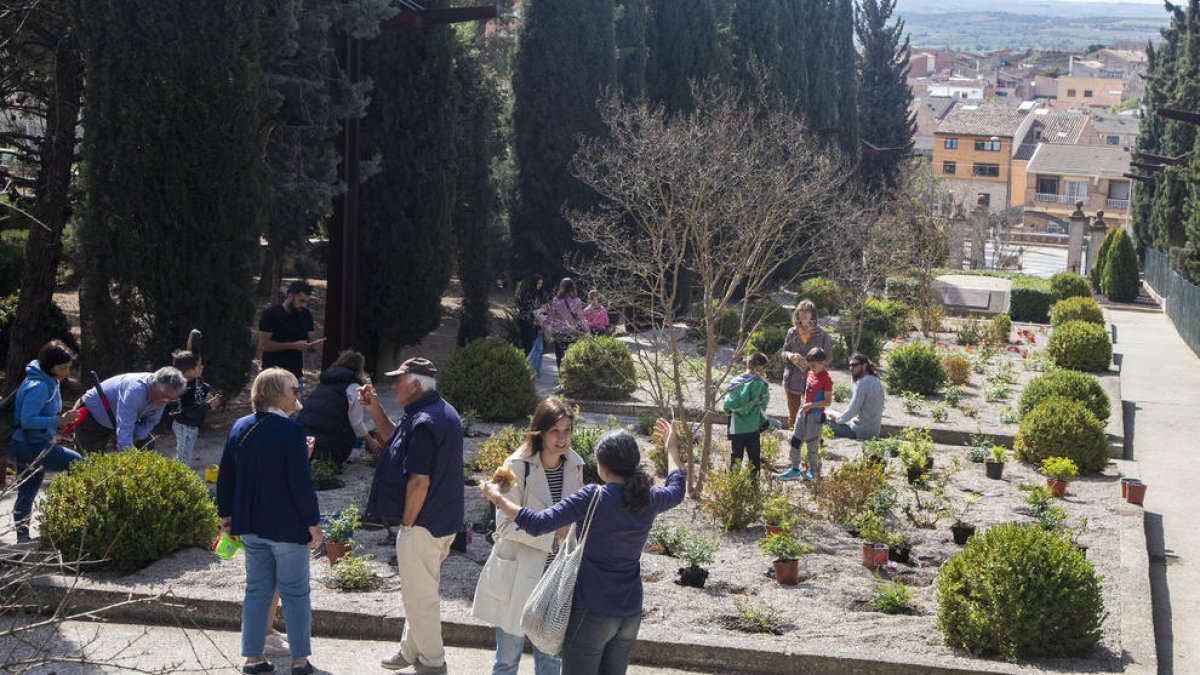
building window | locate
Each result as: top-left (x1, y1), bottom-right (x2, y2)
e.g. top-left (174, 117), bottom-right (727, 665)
top-left (1083, 90), bottom-right (1093, 98)
top-left (972, 163), bottom-right (1001, 177)
top-left (974, 139), bottom-right (1002, 152)
top-left (977, 193), bottom-right (991, 207)
top-left (1067, 88), bottom-right (1077, 97)
top-left (944, 138), bottom-right (958, 149)
top-left (1065, 180), bottom-right (1087, 202)
top-left (943, 161), bottom-right (957, 175)
top-left (1036, 176), bottom-right (1060, 195)
top-left (1106, 135), bottom-right (1121, 145)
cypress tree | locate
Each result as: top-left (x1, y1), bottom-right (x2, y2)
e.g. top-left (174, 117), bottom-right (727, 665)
top-left (73, 0), bottom-right (263, 395)
top-left (1130, 37), bottom-right (1170, 251)
top-left (1101, 229), bottom-right (1140, 302)
top-left (855, 0), bottom-right (915, 193)
top-left (776, 0), bottom-right (810, 112)
top-left (354, 9), bottom-right (461, 371)
top-left (616, 0), bottom-right (649, 98)
top-left (511, 0), bottom-right (616, 280)
top-left (1149, 1), bottom-right (1198, 269)
top-left (645, 0), bottom-right (720, 115)
top-left (830, 0), bottom-right (859, 155)
top-left (1090, 226), bottom-right (1119, 292)
top-left (730, 0), bottom-right (782, 95)
top-left (800, 0), bottom-right (837, 130)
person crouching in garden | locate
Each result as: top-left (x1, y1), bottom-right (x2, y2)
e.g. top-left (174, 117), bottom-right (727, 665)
top-left (827, 354), bottom-right (884, 441)
top-left (782, 347), bottom-right (832, 481)
top-left (481, 421), bottom-right (685, 675)
top-left (722, 352), bottom-right (770, 476)
top-left (473, 396), bottom-right (585, 675)
top-left (217, 368), bottom-right (321, 675)
top-left (73, 367), bottom-right (187, 452)
top-left (9, 340), bottom-right (82, 543)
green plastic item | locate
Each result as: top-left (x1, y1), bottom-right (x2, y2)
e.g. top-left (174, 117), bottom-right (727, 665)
top-left (212, 531), bottom-right (243, 560)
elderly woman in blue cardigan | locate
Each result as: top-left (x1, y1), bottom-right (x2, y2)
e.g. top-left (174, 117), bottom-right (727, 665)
top-left (218, 367), bottom-right (322, 675)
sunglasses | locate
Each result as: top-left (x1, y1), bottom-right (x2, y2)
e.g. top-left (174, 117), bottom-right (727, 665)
top-left (849, 362), bottom-right (864, 367)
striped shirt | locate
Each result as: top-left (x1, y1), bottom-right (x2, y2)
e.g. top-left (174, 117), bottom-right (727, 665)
top-left (544, 460), bottom-right (565, 568)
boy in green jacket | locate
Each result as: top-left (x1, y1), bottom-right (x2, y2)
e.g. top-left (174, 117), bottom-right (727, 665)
top-left (722, 352), bottom-right (771, 476)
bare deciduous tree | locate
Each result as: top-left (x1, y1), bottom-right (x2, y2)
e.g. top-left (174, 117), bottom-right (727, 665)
top-left (568, 82), bottom-right (856, 493)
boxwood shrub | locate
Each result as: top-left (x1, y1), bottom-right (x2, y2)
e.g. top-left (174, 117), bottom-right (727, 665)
top-left (883, 341), bottom-right (946, 395)
top-left (1047, 320), bottom-right (1112, 372)
top-left (560, 335), bottom-right (637, 400)
top-left (440, 337), bottom-right (537, 421)
top-left (936, 522), bottom-right (1104, 658)
top-left (1014, 396), bottom-right (1108, 473)
top-left (797, 277), bottom-right (843, 316)
top-left (745, 326), bottom-right (787, 379)
top-left (1050, 296), bottom-right (1104, 327)
top-left (1019, 369), bottom-right (1110, 422)
top-left (1009, 278), bottom-right (1053, 323)
top-left (39, 449), bottom-right (218, 572)
top-left (1050, 272), bottom-right (1092, 302)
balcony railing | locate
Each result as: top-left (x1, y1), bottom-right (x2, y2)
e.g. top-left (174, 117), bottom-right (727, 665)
top-left (1035, 193), bottom-right (1083, 205)
top-left (1106, 198), bottom-right (1130, 210)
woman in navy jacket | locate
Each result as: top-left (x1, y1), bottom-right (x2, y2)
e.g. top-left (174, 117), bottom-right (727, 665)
top-left (10, 340), bottom-right (81, 543)
top-left (217, 367), bottom-right (322, 675)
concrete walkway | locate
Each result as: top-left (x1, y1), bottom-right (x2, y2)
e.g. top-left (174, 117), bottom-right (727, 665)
top-left (1111, 308), bottom-right (1200, 675)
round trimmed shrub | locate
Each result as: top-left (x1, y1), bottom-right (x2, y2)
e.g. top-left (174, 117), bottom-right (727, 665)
top-left (797, 277), bottom-right (843, 316)
top-left (1050, 296), bottom-right (1104, 327)
top-left (883, 341), bottom-right (947, 395)
top-left (1100, 229), bottom-right (1140, 302)
top-left (745, 326), bottom-right (787, 378)
top-left (1019, 369), bottom-right (1110, 422)
top-left (560, 335), bottom-right (637, 400)
top-left (39, 449), bottom-right (218, 572)
top-left (1014, 396), bottom-right (1108, 473)
top-left (936, 522), bottom-right (1103, 658)
top-left (440, 337), bottom-right (537, 421)
top-left (745, 298), bottom-right (791, 330)
top-left (1047, 320), bottom-right (1112, 372)
top-left (942, 352), bottom-right (970, 386)
top-left (1050, 271), bottom-right (1091, 301)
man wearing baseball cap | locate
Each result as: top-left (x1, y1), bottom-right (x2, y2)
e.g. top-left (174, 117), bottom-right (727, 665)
top-left (360, 357), bottom-right (463, 674)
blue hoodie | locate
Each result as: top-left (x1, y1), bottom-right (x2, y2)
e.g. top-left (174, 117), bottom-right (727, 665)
top-left (13, 360), bottom-right (63, 448)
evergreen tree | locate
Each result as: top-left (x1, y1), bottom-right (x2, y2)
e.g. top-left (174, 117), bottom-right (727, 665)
top-left (1130, 37), bottom-right (1171, 251)
top-left (855, 0), bottom-right (915, 193)
top-left (616, 0), bottom-right (649, 98)
top-left (355, 8), bottom-right (461, 371)
top-left (800, 0), bottom-right (837, 130)
top-left (776, 0), bottom-right (810, 112)
top-left (73, 0), bottom-right (263, 395)
top-left (511, 0), bottom-right (616, 279)
top-left (730, 0), bottom-right (781, 95)
top-left (645, 0), bottom-right (720, 115)
top-left (1101, 229), bottom-right (1140, 302)
top-left (830, 0), bottom-right (859, 154)
top-left (453, 40), bottom-right (510, 346)
top-left (1150, 1), bottom-right (1198, 271)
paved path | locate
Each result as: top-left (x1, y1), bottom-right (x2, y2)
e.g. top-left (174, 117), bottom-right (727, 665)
top-left (1111, 308), bottom-right (1200, 675)
top-left (0, 619), bottom-right (693, 674)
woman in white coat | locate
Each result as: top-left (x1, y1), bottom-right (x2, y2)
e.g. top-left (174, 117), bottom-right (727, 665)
top-left (473, 397), bottom-right (584, 675)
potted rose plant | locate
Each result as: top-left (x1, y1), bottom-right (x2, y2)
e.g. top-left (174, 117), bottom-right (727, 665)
top-left (757, 530), bottom-right (812, 585)
top-left (1040, 456), bottom-right (1078, 498)
top-left (322, 500), bottom-right (361, 564)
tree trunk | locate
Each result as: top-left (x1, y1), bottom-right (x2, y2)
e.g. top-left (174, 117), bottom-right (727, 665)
top-left (5, 33), bottom-right (83, 386)
top-left (254, 242), bottom-right (284, 299)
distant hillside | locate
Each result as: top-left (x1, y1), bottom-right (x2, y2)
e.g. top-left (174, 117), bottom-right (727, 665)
top-left (896, 0), bottom-right (1169, 51)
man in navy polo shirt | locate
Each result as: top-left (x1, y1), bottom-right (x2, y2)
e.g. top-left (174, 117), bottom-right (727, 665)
top-left (362, 357), bottom-right (463, 675)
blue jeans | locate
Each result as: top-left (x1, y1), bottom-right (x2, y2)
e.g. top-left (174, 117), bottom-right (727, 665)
top-left (240, 534), bottom-right (312, 659)
top-left (829, 420), bottom-right (857, 439)
top-left (493, 628), bottom-right (560, 675)
top-left (529, 335), bottom-right (545, 379)
top-left (173, 421), bottom-right (199, 463)
top-left (560, 602), bottom-right (641, 675)
top-left (8, 440), bottom-right (81, 537)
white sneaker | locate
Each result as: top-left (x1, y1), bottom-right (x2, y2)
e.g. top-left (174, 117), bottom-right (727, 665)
top-left (264, 632), bottom-right (290, 657)
top-left (380, 652), bottom-right (413, 670)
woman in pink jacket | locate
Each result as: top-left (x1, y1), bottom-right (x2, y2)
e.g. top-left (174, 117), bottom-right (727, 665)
top-left (546, 278), bottom-right (590, 368)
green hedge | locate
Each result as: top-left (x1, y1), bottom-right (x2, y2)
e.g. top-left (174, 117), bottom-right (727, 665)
top-left (1050, 296), bottom-right (1104, 327)
top-left (40, 449), bottom-right (218, 572)
top-left (1047, 320), bottom-right (1112, 372)
top-left (440, 337), bottom-right (538, 421)
top-left (1019, 369), bottom-right (1110, 422)
top-left (883, 341), bottom-right (946, 395)
top-left (1014, 396), bottom-right (1108, 473)
top-left (936, 522), bottom-right (1104, 658)
top-left (1009, 278), bottom-right (1053, 323)
top-left (1050, 271), bottom-right (1091, 301)
top-left (560, 335), bottom-right (637, 400)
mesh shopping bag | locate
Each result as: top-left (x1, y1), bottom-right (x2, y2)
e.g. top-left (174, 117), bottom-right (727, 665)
top-left (520, 487), bottom-right (602, 655)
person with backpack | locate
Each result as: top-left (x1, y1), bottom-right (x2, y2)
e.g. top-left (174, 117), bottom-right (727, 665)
top-left (9, 340), bottom-right (82, 543)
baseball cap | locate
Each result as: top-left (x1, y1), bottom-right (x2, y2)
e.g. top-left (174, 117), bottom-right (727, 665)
top-left (385, 357), bottom-right (438, 378)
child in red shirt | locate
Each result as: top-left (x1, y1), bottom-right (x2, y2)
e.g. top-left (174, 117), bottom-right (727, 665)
top-left (782, 347), bottom-right (832, 480)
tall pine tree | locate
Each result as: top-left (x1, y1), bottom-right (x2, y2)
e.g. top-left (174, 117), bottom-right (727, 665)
top-left (855, 0), bottom-right (915, 193)
top-left (645, 0), bottom-right (720, 115)
top-left (73, 0), bottom-right (263, 395)
top-left (355, 9), bottom-right (461, 371)
top-left (511, 0), bottom-right (616, 279)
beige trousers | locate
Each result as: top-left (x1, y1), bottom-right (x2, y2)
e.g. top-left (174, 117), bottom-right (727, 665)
top-left (396, 525), bottom-right (455, 668)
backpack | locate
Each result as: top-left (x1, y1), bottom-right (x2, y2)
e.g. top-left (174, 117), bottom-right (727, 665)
top-left (0, 386), bottom-right (20, 446)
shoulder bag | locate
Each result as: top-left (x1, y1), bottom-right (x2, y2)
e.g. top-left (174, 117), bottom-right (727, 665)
top-left (520, 486), bottom-right (602, 655)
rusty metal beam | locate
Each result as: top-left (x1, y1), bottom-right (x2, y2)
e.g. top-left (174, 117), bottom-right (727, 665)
top-left (1157, 106), bottom-right (1200, 126)
top-left (380, 6), bottom-right (500, 32)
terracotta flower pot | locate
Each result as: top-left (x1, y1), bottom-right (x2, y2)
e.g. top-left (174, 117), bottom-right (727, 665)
top-left (861, 543), bottom-right (888, 569)
top-left (764, 524), bottom-right (783, 536)
top-left (774, 558), bottom-right (801, 585)
top-left (326, 539), bottom-right (351, 565)
top-left (1047, 478), bottom-right (1069, 499)
top-left (1126, 481), bottom-right (1147, 506)
top-left (984, 460), bottom-right (1004, 480)
top-left (1120, 477), bottom-right (1136, 498)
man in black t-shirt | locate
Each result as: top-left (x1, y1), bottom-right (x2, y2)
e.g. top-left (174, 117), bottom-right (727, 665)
top-left (258, 280), bottom-right (320, 396)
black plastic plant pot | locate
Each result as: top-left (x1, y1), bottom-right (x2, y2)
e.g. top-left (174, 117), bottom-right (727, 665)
top-left (985, 460), bottom-right (1005, 480)
top-left (950, 523), bottom-right (976, 546)
top-left (678, 565), bottom-right (709, 588)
